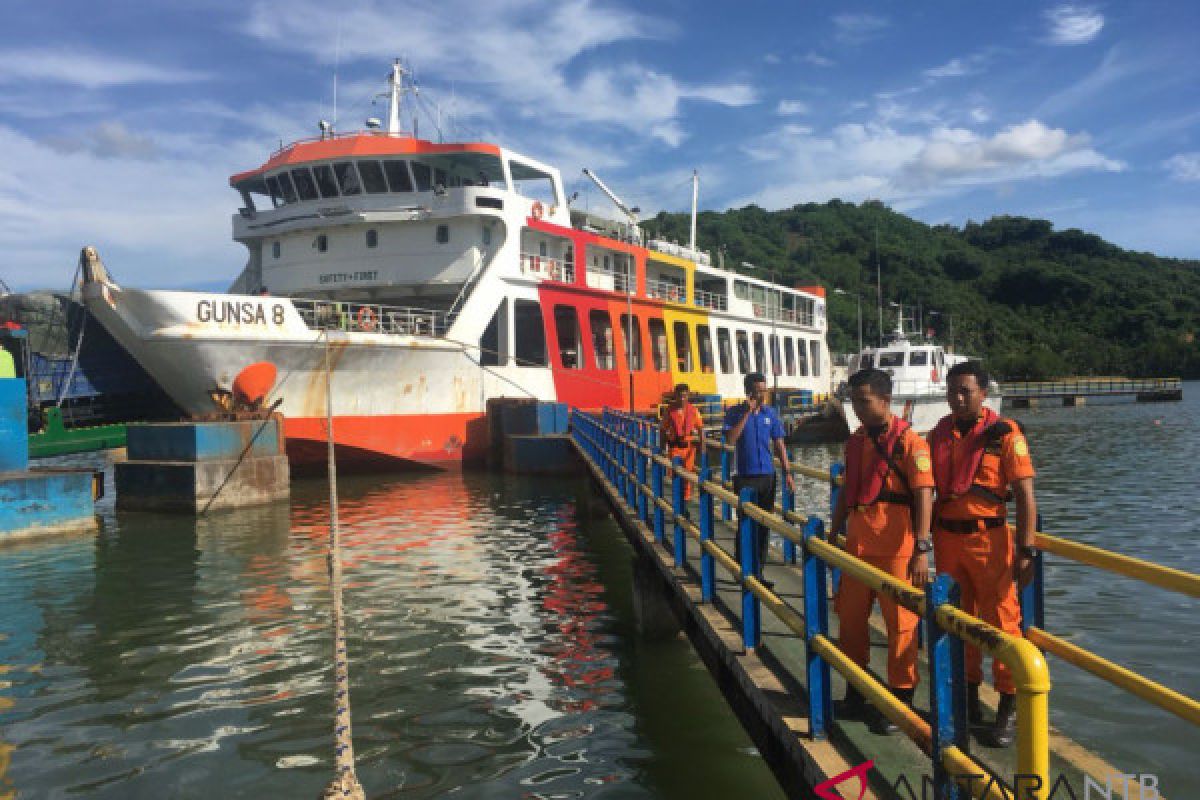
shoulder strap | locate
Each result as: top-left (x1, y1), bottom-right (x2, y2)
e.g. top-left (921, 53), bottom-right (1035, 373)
top-left (871, 430), bottom-right (912, 496)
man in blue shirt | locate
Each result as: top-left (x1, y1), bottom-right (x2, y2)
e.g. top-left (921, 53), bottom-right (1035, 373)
top-left (723, 372), bottom-right (795, 587)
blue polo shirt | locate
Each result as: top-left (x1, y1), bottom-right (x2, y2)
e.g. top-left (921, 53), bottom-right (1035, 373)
top-left (723, 403), bottom-right (786, 476)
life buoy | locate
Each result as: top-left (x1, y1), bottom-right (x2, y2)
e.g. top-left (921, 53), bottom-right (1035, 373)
top-left (531, 201), bottom-right (544, 220)
top-left (357, 306), bottom-right (377, 332)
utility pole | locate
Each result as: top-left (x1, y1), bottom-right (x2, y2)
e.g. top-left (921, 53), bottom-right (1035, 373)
top-left (874, 223), bottom-right (883, 346)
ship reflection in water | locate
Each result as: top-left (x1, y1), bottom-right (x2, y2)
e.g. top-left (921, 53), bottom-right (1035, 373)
top-left (0, 462), bottom-right (782, 799)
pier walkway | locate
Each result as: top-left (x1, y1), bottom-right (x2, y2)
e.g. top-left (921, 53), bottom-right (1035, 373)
top-left (1002, 378), bottom-right (1182, 407)
top-left (570, 409), bottom-right (1199, 799)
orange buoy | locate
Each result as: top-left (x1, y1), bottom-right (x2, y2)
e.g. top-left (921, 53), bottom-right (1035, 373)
top-left (232, 362), bottom-right (278, 408)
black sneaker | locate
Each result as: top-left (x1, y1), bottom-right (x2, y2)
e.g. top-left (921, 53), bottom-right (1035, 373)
top-left (980, 693), bottom-right (1016, 748)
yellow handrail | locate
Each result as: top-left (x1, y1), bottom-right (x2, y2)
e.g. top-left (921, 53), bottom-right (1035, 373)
top-left (1035, 532), bottom-right (1200, 598)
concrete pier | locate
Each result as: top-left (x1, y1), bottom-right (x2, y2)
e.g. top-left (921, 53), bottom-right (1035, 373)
top-left (115, 417), bottom-right (289, 513)
top-left (487, 398), bottom-right (578, 475)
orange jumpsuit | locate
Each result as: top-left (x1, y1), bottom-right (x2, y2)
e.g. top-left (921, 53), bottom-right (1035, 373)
top-left (930, 416), bottom-right (1035, 695)
top-left (662, 403), bottom-right (704, 500)
top-left (837, 417), bottom-right (934, 690)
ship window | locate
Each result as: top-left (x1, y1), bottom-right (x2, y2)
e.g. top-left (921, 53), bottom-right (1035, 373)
top-left (272, 241), bottom-right (280, 259)
top-left (735, 331), bottom-right (751, 373)
top-left (878, 351), bottom-right (904, 368)
top-left (770, 335), bottom-right (781, 376)
top-left (589, 310), bottom-right (615, 370)
top-left (810, 340), bottom-right (822, 376)
top-left (784, 337), bottom-right (796, 375)
top-left (265, 176), bottom-right (284, 208)
top-left (697, 325), bottom-right (714, 373)
top-left (384, 160), bottom-right (413, 192)
top-left (333, 162), bottom-right (361, 195)
top-left (648, 319), bottom-right (669, 372)
top-left (554, 306), bottom-right (582, 369)
top-left (433, 168), bottom-right (448, 190)
top-left (673, 321), bottom-right (693, 373)
top-left (509, 159), bottom-right (558, 206)
top-left (436, 225), bottom-right (449, 244)
top-left (315, 234), bottom-right (328, 253)
top-left (482, 225), bottom-right (492, 246)
top-left (752, 333), bottom-right (766, 374)
top-left (411, 162), bottom-right (432, 191)
top-left (291, 168), bottom-right (319, 201)
top-left (513, 299), bottom-right (546, 367)
top-left (278, 171), bottom-right (299, 204)
top-left (716, 328), bottom-right (733, 374)
top-left (479, 300), bottom-right (503, 366)
top-left (858, 352), bottom-right (872, 369)
top-left (619, 314), bottom-right (643, 371)
top-left (357, 160), bottom-right (388, 193)
top-left (909, 350), bottom-right (928, 366)
top-left (313, 165), bottom-right (340, 199)
top-left (366, 229), bottom-right (378, 248)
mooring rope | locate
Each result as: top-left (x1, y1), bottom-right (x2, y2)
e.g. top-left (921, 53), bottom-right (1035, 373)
top-left (320, 330), bottom-right (365, 800)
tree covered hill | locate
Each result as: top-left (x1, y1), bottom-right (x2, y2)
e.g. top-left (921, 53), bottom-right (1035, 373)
top-left (643, 201), bottom-right (1200, 379)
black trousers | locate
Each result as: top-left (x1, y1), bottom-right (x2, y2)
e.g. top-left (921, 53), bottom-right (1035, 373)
top-left (733, 473), bottom-right (777, 572)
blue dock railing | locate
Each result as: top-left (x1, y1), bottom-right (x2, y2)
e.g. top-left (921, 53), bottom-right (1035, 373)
top-left (571, 408), bottom-right (1200, 800)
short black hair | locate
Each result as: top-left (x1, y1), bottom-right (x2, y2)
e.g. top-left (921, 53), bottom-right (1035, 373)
top-left (744, 372), bottom-right (767, 394)
top-left (946, 360), bottom-right (989, 388)
top-left (674, 382), bottom-right (690, 393)
top-left (848, 368), bottom-right (892, 396)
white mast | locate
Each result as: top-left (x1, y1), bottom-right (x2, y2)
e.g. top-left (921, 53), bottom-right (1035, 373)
top-left (386, 60), bottom-right (405, 135)
top-left (689, 170), bottom-right (698, 252)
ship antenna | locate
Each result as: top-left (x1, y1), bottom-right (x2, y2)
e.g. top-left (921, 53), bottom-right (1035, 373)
top-left (386, 59), bottom-right (404, 135)
top-left (332, 20), bottom-right (342, 131)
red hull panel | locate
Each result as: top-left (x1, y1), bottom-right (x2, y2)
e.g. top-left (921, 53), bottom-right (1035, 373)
top-left (285, 412), bottom-right (487, 470)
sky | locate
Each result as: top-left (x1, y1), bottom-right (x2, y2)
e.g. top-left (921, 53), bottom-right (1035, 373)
top-left (2, 0), bottom-right (1199, 291)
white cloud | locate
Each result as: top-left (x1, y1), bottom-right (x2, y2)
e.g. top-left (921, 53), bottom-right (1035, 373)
top-left (0, 48), bottom-right (206, 88)
top-left (776, 100), bottom-right (809, 116)
top-left (763, 53), bottom-right (782, 65)
top-left (1163, 152), bottom-right (1200, 182)
top-left (924, 58), bottom-right (972, 79)
top-left (832, 13), bottom-right (889, 44)
top-left (1045, 5), bottom-right (1105, 45)
top-left (801, 51), bottom-right (835, 67)
top-left (44, 122), bottom-right (162, 160)
top-left (969, 107), bottom-right (991, 124)
top-left (1038, 47), bottom-right (1157, 116)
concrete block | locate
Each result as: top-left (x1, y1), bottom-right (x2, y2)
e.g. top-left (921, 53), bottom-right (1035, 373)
top-left (502, 434), bottom-right (579, 475)
top-left (126, 418), bottom-right (283, 462)
top-left (0, 468), bottom-right (97, 541)
top-left (0, 378), bottom-right (29, 472)
top-left (115, 454), bottom-right (289, 513)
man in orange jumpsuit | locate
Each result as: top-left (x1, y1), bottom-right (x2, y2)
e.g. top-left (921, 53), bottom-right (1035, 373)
top-left (929, 360), bottom-right (1037, 748)
top-left (660, 383), bottom-right (705, 500)
top-left (831, 368), bottom-right (934, 734)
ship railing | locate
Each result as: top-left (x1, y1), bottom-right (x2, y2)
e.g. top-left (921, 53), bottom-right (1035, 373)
top-left (292, 299), bottom-right (455, 337)
top-left (519, 252), bottom-right (575, 283)
top-left (749, 303), bottom-right (814, 327)
top-left (574, 409), bottom-right (1057, 798)
top-left (585, 266), bottom-right (633, 293)
top-left (1001, 377), bottom-right (1182, 397)
top-left (645, 277), bottom-right (686, 303)
top-left (693, 287), bottom-right (728, 311)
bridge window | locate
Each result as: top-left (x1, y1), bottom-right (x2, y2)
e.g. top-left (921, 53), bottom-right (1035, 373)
top-left (291, 168), bottom-right (319, 201)
top-left (313, 165), bottom-right (340, 199)
top-left (508, 159), bottom-right (558, 206)
top-left (357, 160), bottom-right (389, 193)
top-left (480, 300), bottom-right (503, 367)
top-left (272, 241), bottom-right (280, 259)
top-left (798, 341), bottom-right (811, 376)
top-left (810, 340), bottom-right (822, 376)
top-left (366, 229), bottom-right (378, 248)
top-left (436, 225), bottom-right (449, 244)
top-left (909, 350), bottom-right (928, 366)
top-left (590, 310), bottom-right (615, 370)
top-left (784, 337), bottom-right (796, 376)
top-left (333, 162), bottom-right (361, 195)
top-left (735, 331), bottom-right (750, 373)
top-left (648, 319), bottom-right (669, 372)
top-left (770, 335), bottom-right (781, 376)
top-left (277, 172), bottom-right (299, 204)
top-left (697, 325), bottom-right (714, 373)
top-left (716, 328), bottom-right (733, 374)
top-left (619, 314), bottom-right (643, 371)
top-left (410, 162), bottom-right (432, 191)
top-left (384, 160), bottom-right (413, 192)
top-left (673, 321), bottom-right (693, 372)
top-left (266, 176), bottom-right (284, 207)
top-left (858, 352), bottom-right (872, 370)
top-left (752, 333), bottom-right (766, 374)
top-left (878, 351), bottom-right (904, 368)
top-left (315, 234), bottom-right (328, 253)
top-left (513, 299), bottom-right (546, 367)
top-left (554, 306), bottom-right (583, 369)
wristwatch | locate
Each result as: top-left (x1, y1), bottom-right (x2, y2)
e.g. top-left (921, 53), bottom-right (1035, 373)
top-left (914, 538), bottom-right (933, 554)
top-left (1018, 544), bottom-right (1038, 558)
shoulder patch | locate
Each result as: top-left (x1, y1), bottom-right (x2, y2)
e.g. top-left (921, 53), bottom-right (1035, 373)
top-left (915, 454), bottom-right (931, 472)
top-left (1014, 437), bottom-right (1029, 457)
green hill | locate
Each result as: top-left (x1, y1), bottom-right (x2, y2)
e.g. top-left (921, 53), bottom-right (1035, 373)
top-left (644, 201), bottom-right (1200, 379)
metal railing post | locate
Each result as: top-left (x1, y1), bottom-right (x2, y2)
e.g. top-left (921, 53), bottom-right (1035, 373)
top-left (720, 434), bottom-right (733, 521)
top-left (1020, 513), bottom-right (1046, 633)
top-left (739, 487), bottom-right (761, 649)
top-left (782, 482), bottom-right (797, 563)
top-left (636, 425), bottom-right (648, 523)
top-left (802, 516), bottom-right (832, 737)
top-left (652, 457), bottom-right (665, 544)
top-left (625, 424), bottom-right (637, 508)
top-left (829, 462), bottom-right (845, 593)
top-left (699, 466), bottom-right (715, 602)
top-left (927, 574), bottom-right (966, 800)
top-left (672, 456), bottom-right (686, 567)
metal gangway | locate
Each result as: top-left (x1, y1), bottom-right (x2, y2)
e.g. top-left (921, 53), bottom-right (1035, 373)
top-left (569, 408), bottom-right (1199, 799)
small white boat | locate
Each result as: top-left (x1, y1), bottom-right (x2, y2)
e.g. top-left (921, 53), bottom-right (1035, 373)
top-left (835, 321), bottom-right (1001, 434)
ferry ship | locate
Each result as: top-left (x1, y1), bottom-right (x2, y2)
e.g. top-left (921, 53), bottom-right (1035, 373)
top-left (836, 317), bottom-right (1001, 434)
top-left (82, 62), bottom-right (831, 469)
